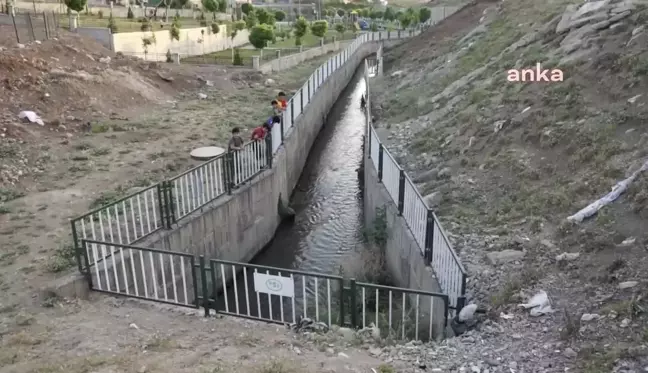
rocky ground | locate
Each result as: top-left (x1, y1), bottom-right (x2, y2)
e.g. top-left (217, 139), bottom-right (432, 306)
top-left (371, 0), bottom-right (648, 371)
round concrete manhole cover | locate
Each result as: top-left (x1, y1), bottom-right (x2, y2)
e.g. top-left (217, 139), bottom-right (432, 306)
top-left (266, 279), bottom-right (282, 292)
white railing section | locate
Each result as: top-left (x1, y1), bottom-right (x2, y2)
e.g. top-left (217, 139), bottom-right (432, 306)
top-left (431, 218), bottom-right (467, 311)
top-left (284, 102), bottom-right (293, 134)
top-left (369, 127), bottom-right (380, 171)
top-left (83, 240), bottom-right (196, 306)
top-left (209, 260), bottom-right (343, 326)
top-left (170, 156), bottom-right (228, 220)
top-left (363, 57), bottom-right (467, 311)
top-left (402, 175), bottom-right (428, 251)
top-left (271, 120), bottom-right (282, 154)
top-left (73, 185), bottom-right (163, 261)
top-left (381, 148), bottom-right (401, 204)
top-left (231, 140), bottom-right (268, 185)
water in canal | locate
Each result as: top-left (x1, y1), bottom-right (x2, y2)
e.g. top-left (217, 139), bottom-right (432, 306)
top-left (211, 64), bottom-right (371, 323)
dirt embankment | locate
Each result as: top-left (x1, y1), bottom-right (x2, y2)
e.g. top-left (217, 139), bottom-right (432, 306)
top-left (372, 0), bottom-right (648, 370)
top-left (1, 29), bottom-right (394, 373)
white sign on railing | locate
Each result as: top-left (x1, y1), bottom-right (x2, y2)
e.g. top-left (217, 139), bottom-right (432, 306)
top-left (253, 272), bottom-right (295, 297)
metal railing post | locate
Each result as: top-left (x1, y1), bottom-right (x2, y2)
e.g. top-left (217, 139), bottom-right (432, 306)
top-left (70, 220), bottom-right (83, 273)
top-left (350, 279), bottom-right (357, 329)
top-left (290, 98), bottom-right (295, 123)
top-left (301, 88), bottom-right (304, 112)
top-left (225, 151), bottom-right (235, 194)
top-left (377, 144), bottom-right (384, 182)
top-left (424, 210), bottom-right (434, 265)
top-left (456, 296), bottom-right (466, 315)
top-left (280, 112), bottom-right (285, 143)
top-left (156, 183), bottom-right (168, 229)
top-left (167, 180), bottom-right (177, 226)
top-left (397, 170), bottom-right (405, 215)
top-left (265, 134), bottom-right (273, 168)
top-left (199, 255), bottom-right (210, 317)
top-left (80, 240), bottom-right (93, 287)
top-left (338, 278), bottom-right (345, 326)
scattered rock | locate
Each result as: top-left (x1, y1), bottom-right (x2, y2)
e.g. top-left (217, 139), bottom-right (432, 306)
top-left (423, 191), bottom-right (442, 207)
top-left (264, 78), bottom-right (275, 86)
top-left (619, 281), bottom-right (638, 289)
top-left (563, 348), bottom-right (577, 358)
top-left (486, 249), bottom-right (525, 265)
top-left (198, 93), bottom-right (208, 99)
top-left (555, 252), bottom-right (580, 262)
top-left (580, 313), bottom-right (600, 322)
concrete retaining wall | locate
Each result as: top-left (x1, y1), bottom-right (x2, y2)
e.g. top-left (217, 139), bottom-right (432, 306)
top-left (258, 41), bottom-right (346, 73)
top-left (363, 151), bottom-right (447, 339)
top-left (139, 42), bottom-right (382, 274)
top-left (12, 1), bottom-right (230, 20)
top-left (111, 25), bottom-right (249, 61)
top-left (77, 27), bottom-right (113, 51)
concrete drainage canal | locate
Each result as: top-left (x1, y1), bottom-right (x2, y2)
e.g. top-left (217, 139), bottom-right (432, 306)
top-left (74, 57), bottom-right (451, 342)
top-left (205, 65), bottom-right (447, 341)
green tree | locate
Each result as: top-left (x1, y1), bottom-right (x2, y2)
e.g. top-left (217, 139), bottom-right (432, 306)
top-left (245, 10), bottom-right (258, 29)
top-left (170, 15), bottom-right (181, 40)
top-left (399, 12), bottom-right (413, 29)
top-left (127, 6), bottom-right (134, 19)
top-left (274, 10), bottom-right (286, 22)
top-left (64, 0), bottom-right (86, 13)
top-left (170, 0), bottom-right (189, 8)
top-left (230, 19), bottom-right (245, 38)
top-left (241, 2), bottom-right (252, 15)
top-left (201, 0), bottom-right (218, 20)
top-left (360, 8), bottom-right (369, 17)
top-left (383, 6), bottom-right (395, 21)
top-left (217, 0), bottom-right (226, 12)
top-left (370, 22), bottom-right (377, 32)
top-left (310, 20), bottom-right (328, 38)
top-left (418, 7), bottom-right (431, 24)
top-left (336, 8), bottom-right (344, 17)
top-left (233, 48), bottom-right (243, 65)
top-left (334, 22), bottom-right (345, 36)
top-left (293, 16), bottom-right (308, 46)
top-left (256, 8), bottom-right (275, 26)
top-left (249, 24), bottom-right (274, 49)
top-left (348, 21), bottom-right (359, 34)
top-left (107, 12), bottom-right (118, 33)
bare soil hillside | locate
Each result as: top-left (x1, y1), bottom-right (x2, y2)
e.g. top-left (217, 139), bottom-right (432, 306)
top-left (372, 0), bottom-right (648, 371)
top-left (0, 29), bottom-right (380, 373)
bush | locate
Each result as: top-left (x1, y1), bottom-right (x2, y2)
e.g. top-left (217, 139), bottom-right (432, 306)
top-left (170, 16), bottom-right (180, 40)
top-left (310, 19), bottom-right (328, 38)
top-left (127, 6), bottom-right (134, 19)
top-left (64, 0), bottom-right (86, 13)
top-left (97, 9), bottom-right (103, 18)
top-left (248, 24), bottom-right (274, 49)
top-left (293, 16), bottom-right (308, 44)
top-left (233, 48), bottom-right (243, 65)
top-left (256, 8), bottom-right (274, 26)
top-left (199, 19), bottom-right (207, 26)
top-left (241, 2), bottom-right (252, 15)
top-left (274, 10), bottom-right (286, 22)
top-left (419, 7), bottom-right (431, 24)
top-left (140, 19), bottom-right (151, 31)
top-left (210, 22), bottom-right (219, 34)
top-left (107, 13), bottom-right (117, 33)
top-left (166, 49), bottom-right (173, 63)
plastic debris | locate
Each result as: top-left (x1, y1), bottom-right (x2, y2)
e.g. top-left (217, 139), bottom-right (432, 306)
top-left (18, 110), bottom-right (44, 126)
top-left (518, 290), bottom-right (554, 316)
